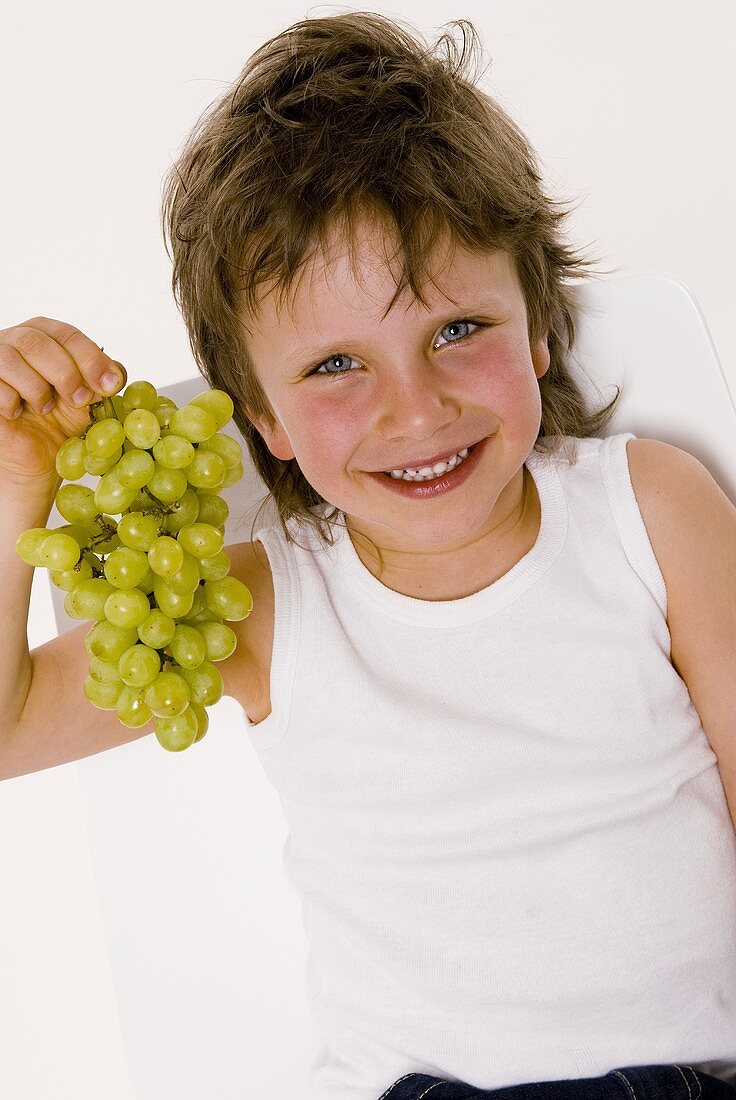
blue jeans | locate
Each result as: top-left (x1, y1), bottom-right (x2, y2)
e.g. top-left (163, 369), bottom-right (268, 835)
top-left (378, 1065), bottom-right (736, 1099)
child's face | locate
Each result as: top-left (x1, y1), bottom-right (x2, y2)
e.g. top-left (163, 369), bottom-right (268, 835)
top-left (241, 217), bottom-right (549, 580)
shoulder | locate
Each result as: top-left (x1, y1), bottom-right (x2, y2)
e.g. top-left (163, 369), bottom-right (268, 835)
top-left (216, 540), bottom-right (274, 719)
top-left (624, 435), bottom-right (735, 568)
top-left (624, 436), bottom-right (720, 537)
top-left (624, 436), bottom-right (736, 616)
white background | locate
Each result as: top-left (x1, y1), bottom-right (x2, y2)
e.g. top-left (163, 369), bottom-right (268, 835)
top-left (1, 1), bottom-right (735, 1097)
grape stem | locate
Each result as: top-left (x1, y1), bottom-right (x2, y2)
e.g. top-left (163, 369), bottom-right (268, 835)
top-left (89, 515), bottom-right (118, 546)
top-left (156, 650), bottom-right (180, 670)
top-left (89, 396), bottom-right (117, 421)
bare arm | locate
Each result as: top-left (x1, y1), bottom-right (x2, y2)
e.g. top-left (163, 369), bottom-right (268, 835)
top-left (0, 481), bottom-right (58, 736)
top-left (627, 437), bottom-right (736, 832)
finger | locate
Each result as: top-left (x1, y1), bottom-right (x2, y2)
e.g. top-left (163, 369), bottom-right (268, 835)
top-left (0, 343), bottom-right (66, 417)
top-left (10, 316), bottom-right (127, 407)
top-left (0, 375), bottom-right (24, 420)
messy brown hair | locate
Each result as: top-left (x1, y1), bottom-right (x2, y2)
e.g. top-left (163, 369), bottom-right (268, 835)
top-left (160, 10), bottom-right (621, 557)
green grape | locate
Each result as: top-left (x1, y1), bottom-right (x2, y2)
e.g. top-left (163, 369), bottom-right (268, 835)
top-left (124, 408), bottom-right (161, 449)
top-left (176, 522), bottom-right (224, 559)
top-left (84, 675), bottom-right (123, 710)
top-left (154, 707), bottom-right (199, 751)
top-left (104, 588), bottom-right (152, 629)
top-left (153, 433), bottom-right (195, 470)
top-left (58, 523), bottom-right (92, 550)
top-left (162, 489), bottom-right (200, 533)
top-left (50, 557), bottom-right (94, 591)
top-left (183, 609), bottom-right (220, 628)
top-left (94, 469), bottom-right (138, 513)
top-left (197, 621), bottom-right (237, 662)
top-left (178, 661), bottom-right (223, 706)
top-left (152, 398), bottom-right (178, 428)
top-left (122, 380), bottom-right (159, 412)
top-left (103, 547), bottom-right (150, 589)
top-left (118, 643), bottom-right (161, 688)
top-left (169, 623), bottom-right (206, 669)
top-left (144, 669), bottom-right (190, 717)
top-left (89, 655), bottom-right (123, 684)
top-left (85, 417), bottom-right (126, 458)
top-left (83, 551), bottom-right (103, 574)
top-left (220, 461), bottom-right (244, 488)
top-left (65, 577), bottom-right (116, 620)
top-left (116, 685), bottom-right (154, 728)
top-left (185, 449), bottom-right (226, 489)
top-left (203, 576), bottom-right (253, 620)
top-left (137, 565), bottom-right (156, 595)
top-left (117, 511), bottom-right (161, 551)
top-left (182, 586), bottom-right (214, 622)
top-left (84, 447), bottom-right (122, 476)
top-left (55, 484), bottom-right (98, 525)
top-left (187, 611), bottom-right (221, 628)
top-left (148, 535), bottom-right (185, 577)
top-left (126, 489), bottom-right (153, 513)
top-left (38, 532), bottom-right (82, 571)
top-left (152, 575), bottom-right (195, 618)
top-left (99, 532), bottom-right (123, 556)
top-left (169, 404), bottom-right (217, 443)
top-left (198, 549), bottom-right (231, 581)
top-left (190, 701), bottom-right (209, 743)
top-left (137, 607), bottom-right (177, 648)
top-left (190, 388), bottom-right (235, 431)
top-left (146, 463), bottom-right (188, 503)
top-left (111, 394), bottom-right (127, 421)
top-left (55, 436), bottom-right (87, 480)
top-left (116, 448), bottom-right (156, 489)
top-left (194, 493), bottom-right (229, 528)
top-left (15, 528), bottom-right (54, 566)
top-left (167, 550), bottom-right (201, 594)
top-left (204, 432), bottom-right (242, 469)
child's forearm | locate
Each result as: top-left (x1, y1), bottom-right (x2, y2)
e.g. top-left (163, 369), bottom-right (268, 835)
top-left (0, 479), bottom-right (61, 739)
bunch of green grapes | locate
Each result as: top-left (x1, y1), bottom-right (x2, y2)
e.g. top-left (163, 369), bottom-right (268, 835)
top-left (15, 381), bottom-right (253, 753)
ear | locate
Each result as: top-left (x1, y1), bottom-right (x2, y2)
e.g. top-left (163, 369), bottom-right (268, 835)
top-left (251, 415), bottom-right (296, 463)
top-left (532, 332), bottom-right (551, 380)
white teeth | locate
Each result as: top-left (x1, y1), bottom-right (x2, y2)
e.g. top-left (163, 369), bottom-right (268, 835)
top-left (386, 446), bottom-right (471, 481)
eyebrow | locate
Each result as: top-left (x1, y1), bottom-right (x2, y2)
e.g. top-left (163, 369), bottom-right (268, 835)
top-left (284, 297), bottom-right (507, 372)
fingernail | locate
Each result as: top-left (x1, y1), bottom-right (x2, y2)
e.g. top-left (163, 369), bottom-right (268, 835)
top-left (72, 386), bottom-right (92, 406)
top-left (42, 399), bottom-right (55, 414)
top-left (100, 371), bottom-right (120, 392)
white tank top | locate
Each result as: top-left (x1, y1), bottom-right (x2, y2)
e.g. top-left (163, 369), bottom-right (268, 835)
top-left (243, 432), bottom-right (736, 1100)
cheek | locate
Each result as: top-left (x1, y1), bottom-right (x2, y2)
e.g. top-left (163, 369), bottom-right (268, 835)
top-left (473, 333), bottom-right (539, 405)
top-left (291, 391), bottom-right (365, 464)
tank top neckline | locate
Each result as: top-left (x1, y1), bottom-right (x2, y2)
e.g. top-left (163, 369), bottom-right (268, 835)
top-left (322, 444), bottom-right (569, 626)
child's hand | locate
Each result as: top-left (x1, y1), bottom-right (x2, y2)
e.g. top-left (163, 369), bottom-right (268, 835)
top-left (0, 316), bottom-right (127, 497)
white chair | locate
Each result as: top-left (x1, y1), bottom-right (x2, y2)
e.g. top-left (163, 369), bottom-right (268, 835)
top-left (45, 272), bottom-right (736, 1098)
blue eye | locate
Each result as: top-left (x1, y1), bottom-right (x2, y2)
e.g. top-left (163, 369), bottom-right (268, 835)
top-left (309, 319), bottom-right (485, 379)
top-left (313, 353), bottom-right (359, 377)
top-left (433, 319), bottom-right (481, 348)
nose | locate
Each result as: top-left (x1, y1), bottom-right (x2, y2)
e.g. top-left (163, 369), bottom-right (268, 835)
top-left (376, 360), bottom-right (460, 443)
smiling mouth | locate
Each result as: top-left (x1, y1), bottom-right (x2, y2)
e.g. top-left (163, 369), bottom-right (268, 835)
top-left (382, 444), bottom-right (475, 480)
top-left (370, 437), bottom-right (485, 475)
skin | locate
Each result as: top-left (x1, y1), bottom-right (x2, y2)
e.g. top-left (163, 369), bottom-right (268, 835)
top-left (240, 218), bottom-right (550, 600)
